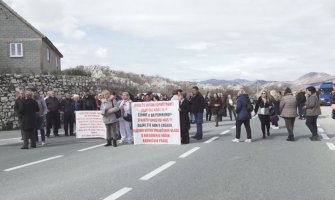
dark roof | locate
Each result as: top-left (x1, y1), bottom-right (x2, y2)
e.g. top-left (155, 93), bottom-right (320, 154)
top-left (0, 0), bottom-right (63, 58)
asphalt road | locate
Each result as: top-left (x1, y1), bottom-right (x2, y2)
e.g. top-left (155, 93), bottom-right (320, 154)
top-left (0, 107), bottom-right (334, 200)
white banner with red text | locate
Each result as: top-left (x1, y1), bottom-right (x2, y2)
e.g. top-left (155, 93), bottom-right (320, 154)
top-left (75, 111), bottom-right (106, 139)
top-left (132, 101), bottom-right (181, 145)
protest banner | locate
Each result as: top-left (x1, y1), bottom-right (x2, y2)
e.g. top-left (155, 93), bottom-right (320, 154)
top-left (132, 101), bottom-right (181, 145)
top-left (75, 111), bottom-right (106, 139)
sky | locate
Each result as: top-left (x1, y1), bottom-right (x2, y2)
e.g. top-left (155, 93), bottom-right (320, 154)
top-left (4, 0), bottom-right (335, 81)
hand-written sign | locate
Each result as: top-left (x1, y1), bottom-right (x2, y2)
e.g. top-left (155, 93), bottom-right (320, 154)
top-left (75, 111), bottom-right (106, 139)
top-left (132, 101), bottom-right (181, 145)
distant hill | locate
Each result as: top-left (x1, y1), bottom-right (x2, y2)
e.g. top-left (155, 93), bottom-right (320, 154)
top-left (66, 66), bottom-right (334, 95)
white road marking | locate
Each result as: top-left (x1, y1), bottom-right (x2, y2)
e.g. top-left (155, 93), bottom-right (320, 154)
top-left (140, 161), bottom-right (176, 181)
top-left (317, 123), bottom-right (320, 127)
top-left (77, 143), bottom-right (106, 152)
top-left (4, 155), bottom-right (64, 172)
top-left (231, 126), bottom-right (236, 129)
top-left (103, 187), bottom-right (133, 200)
top-left (220, 130), bottom-right (231, 135)
top-left (326, 143), bottom-right (335, 151)
top-left (0, 137), bottom-right (21, 142)
top-left (318, 128), bottom-right (325, 133)
top-left (179, 147), bottom-right (200, 158)
top-left (321, 134), bottom-right (330, 140)
top-left (204, 136), bottom-right (219, 144)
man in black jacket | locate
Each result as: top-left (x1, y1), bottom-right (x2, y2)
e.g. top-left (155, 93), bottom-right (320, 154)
top-left (61, 92), bottom-right (75, 136)
top-left (19, 90), bottom-right (39, 149)
top-left (82, 89), bottom-right (97, 110)
top-left (45, 91), bottom-right (61, 137)
top-left (190, 86), bottom-right (205, 140)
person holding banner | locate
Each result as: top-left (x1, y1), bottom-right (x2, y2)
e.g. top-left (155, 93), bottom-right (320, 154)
top-left (179, 92), bottom-right (191, 144)
top-left (119, 92), bottom-right (133, 144)
top-left (100, 89), bottom-right (120, 147)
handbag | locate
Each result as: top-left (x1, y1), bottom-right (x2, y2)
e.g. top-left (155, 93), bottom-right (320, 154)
top-left (123, 113), bottom-right (132, 122)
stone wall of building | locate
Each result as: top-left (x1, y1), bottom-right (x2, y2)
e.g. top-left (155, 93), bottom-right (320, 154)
top-left (0, 74), bottom-right (104, 131)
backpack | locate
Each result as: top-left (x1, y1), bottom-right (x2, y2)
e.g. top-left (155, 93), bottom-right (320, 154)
top-left (246, 100), bottom-right (254, 112)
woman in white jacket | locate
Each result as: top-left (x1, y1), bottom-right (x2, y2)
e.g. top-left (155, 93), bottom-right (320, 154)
top-left (119, 92), bottom-right (133, 144)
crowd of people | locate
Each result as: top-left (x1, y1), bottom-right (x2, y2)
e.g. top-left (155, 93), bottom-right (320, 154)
top-left (13, 83), bottom-right (335, 149)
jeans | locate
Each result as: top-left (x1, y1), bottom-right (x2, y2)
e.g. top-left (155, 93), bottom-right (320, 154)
top-left (63, 112), bottom-right (74, 135)
top-left (194, 112), bottom-right (203, 139)
top-left (305, 116), bottom-right (318, 136)
top-left (298, 104), bottom-right (305, 118)
top-left (35, 116), bottom-right (45, 142)
top-left (235, 120), bottom-right (251, 139)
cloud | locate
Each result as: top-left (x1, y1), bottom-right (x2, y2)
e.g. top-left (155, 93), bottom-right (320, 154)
top-left (3, 0), bottom-right (335, 81)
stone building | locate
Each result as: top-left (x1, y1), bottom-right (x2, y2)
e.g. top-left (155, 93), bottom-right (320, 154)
top-left (0, 0), bottom-right (63, 74)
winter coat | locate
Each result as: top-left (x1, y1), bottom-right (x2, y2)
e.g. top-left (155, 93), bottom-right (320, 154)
top-left (235, 94), bottom-right (252, 121)
top-left (101, 99), bottom-right (120, 124)
top-left (119, 100), bottom-right (132, 120)
top-left (210, 97), bottom-right (222, 115)
top-left (254, 96), bottom-right (272, 115)
top-left (179, 99), bottom-right (191, 130)
top-left (305, 94), bottom-right (321, 116)
top-left (190, 93), bottom-right (205, 113)
top-left (34, 96), bottom-right (47, 117)
top-left (296, 92), bottom-right (306, 105)
top-left (279, 94), bottom-right (298, 118)
top-left (82, 95), bottom-right (97, 110)
top-left (45, 97), bottom-right (61, 112)
top-left (19, 98), bottom-right (39, 130)
top-left (14, 97), bottom-right (24, 120)
top-left (61, 98), bottom-right (75, 113)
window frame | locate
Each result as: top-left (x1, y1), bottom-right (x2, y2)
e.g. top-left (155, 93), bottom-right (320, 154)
top-left (46, 48), bottom-right (50, 62)
top-left (9, 43), bottom-right (23, 57)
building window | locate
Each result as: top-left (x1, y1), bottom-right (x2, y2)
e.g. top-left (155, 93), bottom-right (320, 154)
top-left (47, 48), bottom-right (50, 62)
top-left (56, 57), bottom-right (59, 67)
top-left (9, 43), bottom-right (23, 57)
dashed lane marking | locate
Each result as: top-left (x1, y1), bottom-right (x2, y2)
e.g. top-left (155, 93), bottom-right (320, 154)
top-left (220, 130), bottom-right (231, 135)
top-left (4, 155), bottom-right (64, 172)
top-left (103, 187), bottom-right (133, 200)
top-left (326, 143), bottom-right (335, 151)
top-left (318, 128), bottom-right (325, 133)
top-left (140, 161), bottom-right (176, 181)
top-left (321, 134), bottom-right (330, 140)
top-left (204, 136), bottom-right (219, 144)
top-left (78, 144), bottom-right (106, 152)
top-left (179, 147), bottom-right (200, 158)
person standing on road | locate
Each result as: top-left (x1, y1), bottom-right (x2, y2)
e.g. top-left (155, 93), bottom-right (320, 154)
top-left (296, 90), bottom-right (306, 120)
top-left (254, 90), bottom-right (272, 139)
top-left (279, 88), bottom-right (298, 141)
top-left (119, 92), bottom-right (133, 144)
top-left (205, 92), bottom-right (212, 121)
top-left (45, 91), bottom-right (61, 137)
top-left (179, 92), bottom-right (191, 144)
top-left (304, 86), bottom-right (322, 141)
top-left (32, 88), bottom-right (47, 146)
top-left (100, 89), bottom-right (120, 147)
top-left (19, 90), bottom-right (39, 149)
top-left (61, 92), bottom-right (75, 136)
top-left (210, 93), bottom-right (223, 127)
top-left (14, 89), bottom-right (25, 140)
top-left (227, 94), bottom-right (237, 121)
top-left (190, 86), bottom-right (205, 140)
top-left (232, 89), bottom-right (252, 143)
